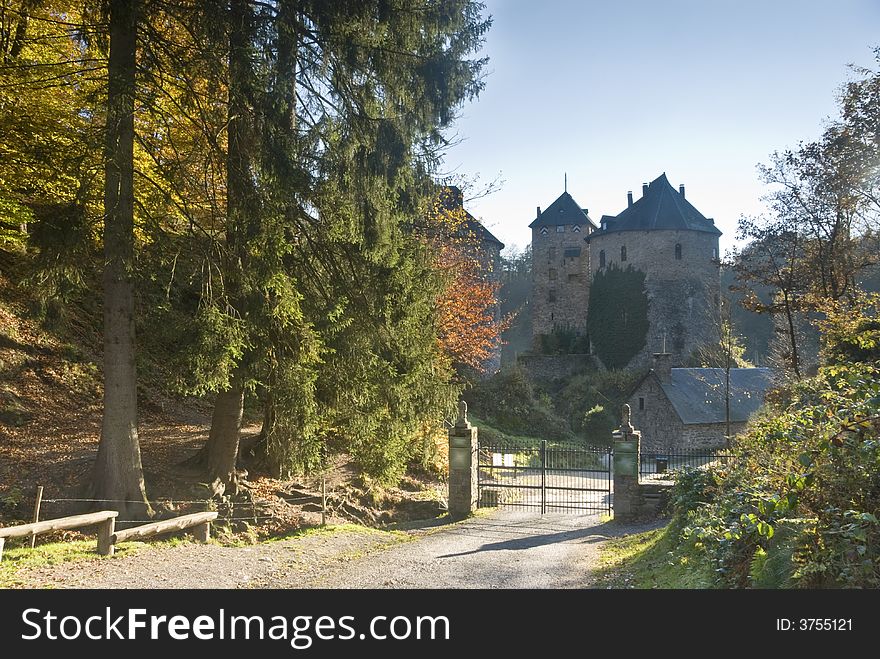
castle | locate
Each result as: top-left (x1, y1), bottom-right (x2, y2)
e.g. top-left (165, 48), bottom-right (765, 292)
top-left (530, 173), bottom-right (721, 369)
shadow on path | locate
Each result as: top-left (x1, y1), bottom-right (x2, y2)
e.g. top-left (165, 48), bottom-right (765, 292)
top-left (437, 517), bottom-right (636, 558)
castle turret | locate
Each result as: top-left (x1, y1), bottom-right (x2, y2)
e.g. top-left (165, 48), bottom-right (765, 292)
top-left (529, 190), bottom-right (597, 346)
top-left (586, 173), bottom-right (721, 367)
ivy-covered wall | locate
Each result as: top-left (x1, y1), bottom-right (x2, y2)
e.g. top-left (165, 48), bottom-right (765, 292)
top-left (587, 264), bottom-right (648, 369)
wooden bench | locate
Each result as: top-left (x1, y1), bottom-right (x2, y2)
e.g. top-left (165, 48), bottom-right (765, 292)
top-left (0, 511), bottom-right (118, 561)
top-left (109, 511), bottom-right (218, 555)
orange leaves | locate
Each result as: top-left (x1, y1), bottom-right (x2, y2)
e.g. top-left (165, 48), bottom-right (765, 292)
top-left (422, 187), bottom-right (509, 372)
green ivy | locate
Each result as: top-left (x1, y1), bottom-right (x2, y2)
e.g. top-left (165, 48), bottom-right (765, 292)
top-left (587, 264), bottom-right (648, 369)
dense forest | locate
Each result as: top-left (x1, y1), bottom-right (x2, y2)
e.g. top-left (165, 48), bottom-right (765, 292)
top-left (0, 1), bottom-right (505, 519)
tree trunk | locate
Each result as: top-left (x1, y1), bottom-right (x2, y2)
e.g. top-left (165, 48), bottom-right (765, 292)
top-left (93, 0), bottom-right (151, 521)
top-left (204, 371), bottom-right (245, 496)
top-left (782, 290), bottom-right (802, 379)
top-left (200, 0), bottom-right (255, 493)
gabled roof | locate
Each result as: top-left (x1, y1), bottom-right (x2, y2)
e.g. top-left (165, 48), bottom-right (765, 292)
top-left (593, 173), bottom-right (721, 236)
top-left (529, 191), bottom-right (598, 230)
top-left (439, 185), bottom-right (504, 249)
top-left (644, 367), bottom-right (773, 425)
top-left (464, 215), bottom-right (504, 249)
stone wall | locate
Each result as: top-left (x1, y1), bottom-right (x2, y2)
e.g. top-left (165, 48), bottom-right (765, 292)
top-left (531, 223), bottom-right (592, 341)
top-left (628, 373), bottom-right (685, 453)
top-left (517, 353), bottom-right (597, 381)
top-left (681, 421), bottom-right (745, 450)
top-left (588, 229), bottom-right (720, 367)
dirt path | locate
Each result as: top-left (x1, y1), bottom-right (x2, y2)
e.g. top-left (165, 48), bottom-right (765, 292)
top-left (10, 511), bottom-right (660, 589)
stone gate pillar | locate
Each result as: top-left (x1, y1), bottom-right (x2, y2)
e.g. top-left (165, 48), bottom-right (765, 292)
top-left (448, 400), bottom-right (478, 519)
top-left (613, 403), bottom-right (644, 521)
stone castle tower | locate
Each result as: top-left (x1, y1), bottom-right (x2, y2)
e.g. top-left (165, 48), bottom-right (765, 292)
top-left (531, 173), bottom-right (721, 367)
top-left (529, 191), bottom-right (597, 338)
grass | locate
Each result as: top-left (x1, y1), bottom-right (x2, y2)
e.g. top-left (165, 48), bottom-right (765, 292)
top-left (0, 523), bottom-right (415, 588)
top-left (0, 537), bottom-right (190, 588)
top-left (260, 522), bottom-right (411, 544)
top-left (592, 523), bottom-right (716, 589)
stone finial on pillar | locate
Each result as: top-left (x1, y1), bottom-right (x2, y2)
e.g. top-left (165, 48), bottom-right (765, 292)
top-left (455, 400), bottom-right (471, 429)
top-left (620, 403), bottom-right (634, 434)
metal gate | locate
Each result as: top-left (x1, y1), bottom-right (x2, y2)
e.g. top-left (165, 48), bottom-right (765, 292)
top-left (477, 439), bottom-right (612, 514)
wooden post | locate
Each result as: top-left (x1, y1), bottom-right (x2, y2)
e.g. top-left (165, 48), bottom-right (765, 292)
top-left (192, 521), bottom-right (211, 542)
top-left (30, 486), bottom-right (44, 549)
top-left (321, 473), bottom-right (326, 527)
top-left (0, 537), bottom-right (5, 562)
top-left (97, 516), bottom-right (115, 556)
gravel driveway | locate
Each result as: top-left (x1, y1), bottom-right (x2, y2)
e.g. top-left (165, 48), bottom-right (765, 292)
top-left (284, 511), bottom-right (621, 589)
top-left (11, 510), bottom-right (656, 589)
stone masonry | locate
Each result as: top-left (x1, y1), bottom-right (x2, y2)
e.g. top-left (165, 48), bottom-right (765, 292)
top-left (447, 400), bottom-right (478, 519)
top-left (588, 228), bottom-right (720, 367)
top-left (530, 193), bottom-right (594, 341)
top-left (612, 404), bottom-right (644, 521)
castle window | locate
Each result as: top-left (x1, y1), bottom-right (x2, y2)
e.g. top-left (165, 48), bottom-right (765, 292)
top-left (639, 397), bottom-right (645, 411)
top-left (599, 250), bottom-right (606, 268)
top-left (675, 243), bottom-right (682, 260)
top-left (712, 247), bottom-right (717, 259)
top-left (549, 289), bottom-right (556, 303)
top-left (572, 224), bottom-right (581, 233)
top-left (621, 245), bottom-right (627, 262)
top-left (540, 226), bottom-right (548, 235)
top-left (556, 225), bottom-right (565, 233)
top-left (548, 247), bottom-right (556, 261)
top-left (549, 268), bottom-right (557, 281)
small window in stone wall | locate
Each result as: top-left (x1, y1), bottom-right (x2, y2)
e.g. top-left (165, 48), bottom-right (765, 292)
top-left (639, 397), bottom-right (644, 411)
top-left (549, 268), bottom-right (557, 280)
top-left (556, 225), bottom-right (565, 233)
top-left (675, 243), bottom-right (682, 260)
top-left (549, 289), bottom-right (556, 303)
top-left (599, 249), bottom-right (605, 268)
top-left (621, 245), bottom-right (627, 262)
top-left (712, 247), bottom-right (717, 259)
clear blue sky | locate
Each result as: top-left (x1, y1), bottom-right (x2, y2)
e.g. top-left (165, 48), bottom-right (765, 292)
top-left (440, 0), bottom-right (880, 255)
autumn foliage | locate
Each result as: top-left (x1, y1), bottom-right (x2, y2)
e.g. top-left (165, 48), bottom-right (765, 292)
top-left (425, 188), bottom-right (510, 372)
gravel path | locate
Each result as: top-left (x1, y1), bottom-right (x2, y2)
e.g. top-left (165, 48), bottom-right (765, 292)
top-left (284, 511), bottom-right (643, 589)
top-left (11, 511), bottom-right (659, 589)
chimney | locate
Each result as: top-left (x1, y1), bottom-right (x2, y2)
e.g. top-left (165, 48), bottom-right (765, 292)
top-left (679, 184), bottom-right (685, 198)
top-left (642, 182), bottom-right (649, 197)
top-left (652, 352), bottom-right (672, 383)
top-left (627, 191), bottom-right (633, 207)
top-left (447, 185), bottom-right (464, 209)
top-left (536, 206), bottom-right (541, 219)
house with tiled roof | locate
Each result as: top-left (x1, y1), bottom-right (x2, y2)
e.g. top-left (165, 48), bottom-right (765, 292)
top-left (628, 353), bottom-right (773, 451)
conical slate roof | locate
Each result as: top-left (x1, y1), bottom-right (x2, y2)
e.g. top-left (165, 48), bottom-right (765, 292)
top-left (529, 191), bottom-right (597, 229)
top-left (594, 174), bottom-right (721, 236)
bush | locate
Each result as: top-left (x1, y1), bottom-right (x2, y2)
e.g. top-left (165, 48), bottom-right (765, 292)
top-left (662, 361), bottom-right (880, 588)
top-left (463, 365), bottom-right (575, 441)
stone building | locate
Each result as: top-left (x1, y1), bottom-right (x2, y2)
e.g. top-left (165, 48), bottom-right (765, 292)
top-left (529, 191), bottom-right (597, 340)
top-left (628, 353), bottom-right (773, 452)
top-left (530, 172), bottom-right (721, 368)
top-left (440, 186), bottom-right (505, 373)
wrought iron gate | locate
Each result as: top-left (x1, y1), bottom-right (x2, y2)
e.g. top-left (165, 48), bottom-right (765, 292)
top-left (477, 439), bottom-right (612, 514)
